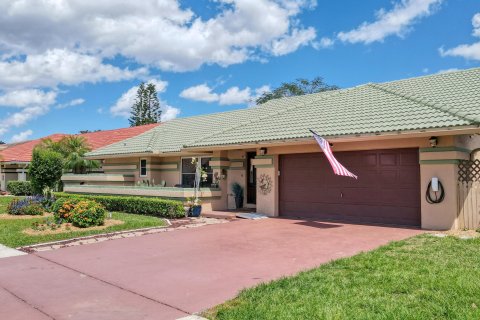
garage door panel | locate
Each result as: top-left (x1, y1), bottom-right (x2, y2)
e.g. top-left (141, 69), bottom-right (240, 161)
top-left (279, 148), bottom-right (420, 226)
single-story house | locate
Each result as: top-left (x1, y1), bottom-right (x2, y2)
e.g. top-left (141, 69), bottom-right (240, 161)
top-left (0, 124), bottom-right (159, 191)
top-left (66, 68), bottom-right (480, 230)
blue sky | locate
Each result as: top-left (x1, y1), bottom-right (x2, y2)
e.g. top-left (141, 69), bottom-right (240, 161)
top-left (0, 0), bottom-right (478, 143)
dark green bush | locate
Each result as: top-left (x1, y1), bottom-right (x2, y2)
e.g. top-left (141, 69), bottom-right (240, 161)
top-left (54, 193), bottom-right (185, 219)
top-left (6, 181), bottom-right (33, 196)
top-left (29, 148), bottom-right (64, 194)
top-left (70, 200), bottom-right (106, 228)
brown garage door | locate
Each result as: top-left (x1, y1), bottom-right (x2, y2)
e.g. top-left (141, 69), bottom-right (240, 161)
top-left (279, 148), bottom-right (420, 226)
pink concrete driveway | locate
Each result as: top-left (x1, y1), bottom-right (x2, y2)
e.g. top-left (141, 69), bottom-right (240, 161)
top-left (0, 218), bottom-right (422, 320)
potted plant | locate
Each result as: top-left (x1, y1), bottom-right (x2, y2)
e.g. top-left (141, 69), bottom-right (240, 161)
top-left (188, 157), bottom-right (208, 217)
top-left (186, 197), bottom-right (202, 217)
top-left (231, 182), bottom-right (244, 209)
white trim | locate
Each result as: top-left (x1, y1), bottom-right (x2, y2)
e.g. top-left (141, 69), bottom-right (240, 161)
top-left (139, 158), bottom-right (148, 177)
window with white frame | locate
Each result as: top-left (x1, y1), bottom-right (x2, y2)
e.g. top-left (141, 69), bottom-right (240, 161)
top-left (139, 159), bottom-right (147, 177)
top-left (181, 157), bottom-right (213, 187)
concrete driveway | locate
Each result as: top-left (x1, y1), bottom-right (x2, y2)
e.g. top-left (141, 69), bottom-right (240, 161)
top-left (0, 218), bottom-right (422, 320)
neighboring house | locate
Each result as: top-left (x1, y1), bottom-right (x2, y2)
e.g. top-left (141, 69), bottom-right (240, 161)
top-left (0, 124), bottom-right (159, 191)
top-left (67, 68), bottom-right (479, 230)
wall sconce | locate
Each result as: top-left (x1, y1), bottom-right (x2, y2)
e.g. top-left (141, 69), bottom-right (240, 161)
top-left (259, 147), bottom-right (267, 155)
top-left (429, 136), bottom-right (438, 147)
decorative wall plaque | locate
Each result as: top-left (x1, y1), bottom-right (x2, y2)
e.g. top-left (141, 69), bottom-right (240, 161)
top-left (258, 173), bottom-right (273, 195)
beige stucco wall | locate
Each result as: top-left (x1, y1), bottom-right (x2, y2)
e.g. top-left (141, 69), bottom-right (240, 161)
top-left (103, 156), bottom-right (182, 187)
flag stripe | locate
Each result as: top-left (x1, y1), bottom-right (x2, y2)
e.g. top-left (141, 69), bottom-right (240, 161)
top-left (311, 131), bottom-right (358, 179)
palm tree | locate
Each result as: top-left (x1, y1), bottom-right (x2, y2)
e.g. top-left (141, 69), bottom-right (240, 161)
top-left (39, 136), bottom-right (100, 174)
top-left (59, 136), bottom-right (100, 174)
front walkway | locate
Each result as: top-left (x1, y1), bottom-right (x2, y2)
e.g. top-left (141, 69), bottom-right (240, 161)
top-left (0, 218), bottom-right (422, 320)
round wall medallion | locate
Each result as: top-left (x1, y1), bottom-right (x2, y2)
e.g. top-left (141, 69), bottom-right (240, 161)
top-left (258, 174), bottom-right (273, 195)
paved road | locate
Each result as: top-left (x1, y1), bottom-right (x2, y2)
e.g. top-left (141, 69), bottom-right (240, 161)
top-left (0, 218), bottom-right (422, 320)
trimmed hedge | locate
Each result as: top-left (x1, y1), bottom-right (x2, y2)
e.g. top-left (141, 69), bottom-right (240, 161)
top-left (54, 192), bottom-right (185, 219)
top-left (7, 181), bottom-right (33, 196)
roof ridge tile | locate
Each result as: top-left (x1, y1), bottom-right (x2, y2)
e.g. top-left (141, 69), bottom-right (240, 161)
top-left (367, 83), bottom-right (480, 124)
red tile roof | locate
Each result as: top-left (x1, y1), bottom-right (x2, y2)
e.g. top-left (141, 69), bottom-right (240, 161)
top-left (78, 123), bottom-right (159, 151)
top-left (0, 123), bottom-right (159, 163)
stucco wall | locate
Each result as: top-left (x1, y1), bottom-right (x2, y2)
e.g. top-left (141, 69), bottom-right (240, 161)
top-left (103, 156), bottom-right (182, 187)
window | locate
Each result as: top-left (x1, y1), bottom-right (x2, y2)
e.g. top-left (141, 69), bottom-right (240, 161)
top-left (140, 159), bottom-right (147, 177)
top-left (181, 157), bottom-right (213, 187)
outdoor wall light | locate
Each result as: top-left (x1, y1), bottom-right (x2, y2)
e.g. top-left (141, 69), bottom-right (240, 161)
top-left (259, 147), bottom-right (267, 155)
top-left (429, 136), bottom-right (438, 147)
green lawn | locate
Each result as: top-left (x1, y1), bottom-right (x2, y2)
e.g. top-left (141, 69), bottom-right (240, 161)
top-left (205, 235), bottom-right (480, 320)
top-left (0, 197), bottom-right (166, 248)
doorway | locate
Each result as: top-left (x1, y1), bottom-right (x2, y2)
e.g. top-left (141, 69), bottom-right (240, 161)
top-left (246, 152), bottom-right (257, 204)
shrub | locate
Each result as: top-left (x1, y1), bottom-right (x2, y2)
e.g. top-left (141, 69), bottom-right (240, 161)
top-left (7, 196), bottom-right (46, 215)
top-left (52, 197), bottom-right (81, 222)
top-left (29, 148), bottom-right (64, 194)
top-left (7, 181), bottom-right (33, 196)
top-left (54, 193), bottom-right (185, 219)
top-left (22, 203), bottom-right (45, 216)
top-left (70, 200), bottom-right (106, 228)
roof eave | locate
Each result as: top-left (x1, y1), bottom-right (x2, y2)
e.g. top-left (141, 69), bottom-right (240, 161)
top-left (180, 125), bottom-right (480, 152)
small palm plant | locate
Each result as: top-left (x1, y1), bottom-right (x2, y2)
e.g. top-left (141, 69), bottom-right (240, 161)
top-left (60, 136), bottom-right (100, 174)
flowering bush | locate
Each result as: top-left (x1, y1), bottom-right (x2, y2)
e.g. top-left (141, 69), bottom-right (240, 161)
top-left (7, 196), bottom-right (47, 215)
top-left (52, 198), bottom-right (80, 222)
top-left (70, 200), bottom-right (106, 228)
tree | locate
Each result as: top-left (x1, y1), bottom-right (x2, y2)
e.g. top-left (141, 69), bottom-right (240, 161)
top-left (38, 136), bottom-right (100, 174)
top-left (255, 77), bottom-right (339, 105)
top-left (60, 136), bottom-right (100, 174)
top-left (0, 141), bottom-right (5, 144)
top-left (129, 82), bottom-right (161, 126)
top-left (29, 148), bottom-right (64, 193)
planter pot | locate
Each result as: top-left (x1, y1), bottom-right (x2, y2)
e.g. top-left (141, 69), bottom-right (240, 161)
top-left (235, 196), bottom-right (243, 209)
top-left (190, 205), bottom-right (202, 217)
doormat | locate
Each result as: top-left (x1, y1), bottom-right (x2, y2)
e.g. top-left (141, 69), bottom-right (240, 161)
top-left (236, 213), bottom-right (269, 220)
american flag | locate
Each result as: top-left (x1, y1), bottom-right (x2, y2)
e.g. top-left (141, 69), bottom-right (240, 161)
top-left (310, 130), bottom-right (358, 179)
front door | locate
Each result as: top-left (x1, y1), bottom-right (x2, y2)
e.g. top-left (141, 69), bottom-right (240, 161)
top-left (246, 152), bottom-right (257, 204)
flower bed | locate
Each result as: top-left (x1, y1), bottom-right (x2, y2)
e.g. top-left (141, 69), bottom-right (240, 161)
top-left (23, 219), bottom-right (124, 236)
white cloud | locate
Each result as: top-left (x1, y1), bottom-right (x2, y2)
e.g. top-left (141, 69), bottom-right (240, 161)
top-left (0, 89), bottom-right (57, 108)
top-left (0, 1), bottom-right (317, 72)
top-left (0, 105), bottom-right (49, 136)
top-left (313, 37), bottom-right (335, 49)
top-left (180, 83), bottom-right (270, 106)
top-left (0, 49), bottom-right (147, 89)
top-left (179, 84), bottom-right (219, 103)
top-left (439, 13), bottom-right (480, 61)
top-left (268, 27), bottom-right (316, 56)
top-left (161, 104), bottom-right (181, 122)
top-left (110, 80), bottom-right (178, 121)
top-left (56, 98), bottom-right (85, 109)
top-left (10, 129), bottom-right (33, 143)
top-left (338, 0), bottom-right (442, 44)
top-left (219, 87), bottom-right (252, 105)
top-left (0, 88), bottom-right (57, 138)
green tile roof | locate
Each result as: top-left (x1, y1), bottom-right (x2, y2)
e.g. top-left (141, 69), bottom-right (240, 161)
top-left (87, 68), bottom-right (480, 157)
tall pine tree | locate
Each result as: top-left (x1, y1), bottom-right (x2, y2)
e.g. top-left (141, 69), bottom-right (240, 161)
top-left (129, 82), bottom-right (162, 126)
